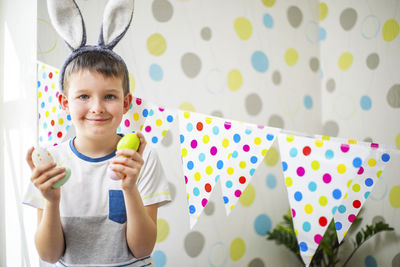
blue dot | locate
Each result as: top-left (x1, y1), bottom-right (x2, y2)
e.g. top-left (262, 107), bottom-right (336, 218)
top-left (361, 95), bottom-right (372, 110)
top-left (364, 191), bottom-right (370, 199)
top-left (303, 221), bottom-right (311, 232)
top-left (266, 134), bottom-right (274, 141)
top-left (149, 109), bottom-right (154, 116)
top-left (332, 206), bottom-right (338, 215)
top-left (215, 175), bottom-right (220, 182)
top-left (254, 214), bottom-right (272, 236)
top-left (223, 196), bottom-right (229, 204)
top-left (186, 123), bottom-right (193, 132)
top-left (282, 161), bottom-right (288, 171)
top-left (149, 64), bottom-right (163, 81)
top-left (152, 136), bottom-right (158, 143)
top-left (198, 153), bottom-right (205, 162)
top-left (43, 122), bottom-right (47, 129)
top-left (187, 161), bottom-right (194, 170)
top-left (353, 157), bottom-right (362, 168)
top-left (167, 115), bottom-right (174, 122)
top-left (226, 181), bottom-right (233, 188)
top-left (263, 13), bottom-right (274, 28)
top-left (319, 27), bottom-right (326, 41)
top-left (335, 222), bottom-right (342, 230)
top-left (41, 102), bottom-right (45, 108)
top-left (365, 178), bottom-right (373, 187)
top-left (245, 129), bottom-right (252, 135)
top-left (193, 187), bottom-right (200, 196)
top-left (232, 151), bottom-right (238, 158)
top-left (66, 125), bottom-right (70, 131)
top-left (48, 136), bottom-right (52, 141)
top-left (304, 95), bottom-right (313, 109)
top-left (364, 255), bottom-right (377, 267)
top-left (249, 168), bottom-right (255, 176)
top-left (217, 160), bottom-right (224, 169)
top-left (153, 250), bottom-right (167, 267)
top-left (333, 189), bottom-right (342, 200)
top-left (48, 96), bottom-right (52, 103)
top-left (381, 153), bottom-right (390, 162)
top-left (250, 156), bottom-right (258, 164)
top-left (37, 81), bottom-right (41, 88)
top-left (338, 205), bottom-right (346, 214)
top-left (266, 174), bottom-right (277, 189)
top-left (189, 205), bottom-right (196, 214)
top-left (67, 114), bottom-right (71, 121)
top-left (325, 149), bottom-right (334, 159)
top-left (251, 51), bottom-right (269, 73)
top-left (142, 109), bottom-right (149, 117)
top-left (233, 134), bottom-right (241, 143)
top-left (299, 242), bottom-right (308, 252)
top-left (308, 182), bottom-right (317, 192)
top-left (294, 191), bottom-right (303, 201)
top-left (180, 134), bottom-right (185, 144)
top-left (213, 126), bottom-right (219, 135)
top-left (289, 148), bottom-right (298, 157)
top-left (42, 72), bottom-right (46, 79)
top-left (39, 136), bottom-right (43, 142)
top-left (117, 126), bottom-right (121, 132)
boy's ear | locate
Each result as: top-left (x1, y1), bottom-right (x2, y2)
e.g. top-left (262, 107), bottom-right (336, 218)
top-left (123, 93), bottom-right (133, 114)
top-left (58, 93), bottom-right (70, 114)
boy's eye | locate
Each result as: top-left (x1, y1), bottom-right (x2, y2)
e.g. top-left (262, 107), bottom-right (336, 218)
top-left (78, 94), bottom-right (89, 100)
top-left (105, 94), bottom-right (116, 100)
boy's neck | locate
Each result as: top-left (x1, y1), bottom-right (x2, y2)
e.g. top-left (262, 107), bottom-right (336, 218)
top-left (73, 134), bottom-right (121, 158)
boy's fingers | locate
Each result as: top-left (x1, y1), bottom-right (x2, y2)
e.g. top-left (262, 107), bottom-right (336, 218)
top-left (114, 151), bottom-right (143, 165)
top-left (31, 162), bottom-right (57, 181)
top-left (32, 166), bottom-right (64, 185)
top-left (26, 147), bottom-right (35, 170)
top-left (136, 132), bottom-right (146, 155)
top-left (41, 172), bottom-right (66, 190)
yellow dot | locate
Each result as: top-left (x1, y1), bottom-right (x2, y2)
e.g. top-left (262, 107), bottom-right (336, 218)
top-left (129, 73), bottom-right (135, 92)
top-left (162, 130), bottom-right (167, 136)
top-left (322, 136), bottom-right (330, 140)
top-left (222, 138), bottom-right (229, 148)
top-left (180, 102), bottom-right (196, 112)
top-left (156, 218), bottom-right (169, 243)
top-left (396, 133), bottom-right (400, 149)
top-left (311, 160), bottom-right (320, 170)
top-left (140, 125), bottom-right (144, 131)
top-left (45, 111), bottom-right (49, 117)
top-left (368, 158), bottom-right (377, 167)
top-left (348, 139), bottom-right (357, 144)
top-left (239, 161), bottom-right (246, 169)
top-left (181, 148), bottom-right (187, 157)
top-left (261, 149), bottom-right (268, 157)
top-left (203, 135), bottom-right (210, 144)
top-left (147, 33), bottom-right (167, 56)
top-left (319, 2), bottom-right (328, 21)
top-left (382, 19), bottom-right (399, 42)
top-left (51, 83), bottom-right (55, 89)
top-left (347, 179), bottom-right (353, 188)
top-left (187, 192), bottom-right (189, 199)
top-left (227, 69), bottom-right (243, 91)
top-left (38, 91), bottom-right (42, 98)
top-left (337, 164), bottom-right (346, 174)
top-left (294, 228), bottom-right (298, 236)
top-left (304, 204), bottom-right (313, 214)
top-left (352, 184), bottom-right (361, 192)
top-left (254, 137), bottom-right (261, 145)
top-left (183, 111), bottom-right (191, 118)
top-left (52, 106), bottom-right (57, 113)
top-left (319, 196), bottom-right (328, 206)
top-left (234, 17), bottom-right (253, 40)
top-left (315, 140), bottom-right (323, 147)
top-left (343, 193), bottom-right (348, 199)
top-left (264, 147), bottom-right (279, 166)
top-left (230, 238), bottom-right (246, 261)
top-left (206, 166), bottom-right (213, 175)
top-left (389, 185), bottom-right (400, 208)
top-left (338, 52), bottom-right (353, 70)
top-left (377, 170), bottom-right (382, 178)
top-left (227, 167), bottom-right (234, 175)
top-left (156, 119), bottom-right (162, 126)
top-left (285, 48), bottom-right (299, 66)
top-left (133, 112), bottom-right (139, 121)
top-left (58, 118), bottom-right (64, 125)
top-left (286, 135), bottom-right (294, 142)
top-left (239, 184), bottom-right (256, 207)
top-left (205, 117), bottom-right (213, 124)
top-left (194, 172), bottom-right (201, 181)
top-left (285, 177), bottom-right (293, 187)
top-left (262, 0), bottom-right (276, 7)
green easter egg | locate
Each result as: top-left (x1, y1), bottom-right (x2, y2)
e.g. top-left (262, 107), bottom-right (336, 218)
top-left (117, 133), bottom-right (140, 151)
top-left (52, 168), bottom-right (71, 189)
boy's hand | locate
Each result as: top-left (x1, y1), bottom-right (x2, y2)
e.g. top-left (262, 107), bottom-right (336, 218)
top-left (26, 147), bottom-right (66, 203)
top-left (109, 132), bottom-right (146, 191)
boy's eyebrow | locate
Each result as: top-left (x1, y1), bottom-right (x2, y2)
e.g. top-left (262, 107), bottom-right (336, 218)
top-left (72, 88), bottom-right (122, 94)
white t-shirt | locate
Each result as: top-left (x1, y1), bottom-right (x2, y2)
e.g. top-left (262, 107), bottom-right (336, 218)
top-left (23, 137), bottom-right (171, 267)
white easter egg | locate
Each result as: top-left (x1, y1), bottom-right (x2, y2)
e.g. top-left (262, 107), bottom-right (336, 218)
top-left (32, 147), bottom-right (54, 166)
top-left (107, 166), bottom-right (125, 180)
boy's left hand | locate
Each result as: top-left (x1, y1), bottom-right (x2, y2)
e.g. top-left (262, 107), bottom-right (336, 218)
top-left (109, 133), bottom-right (146, 191)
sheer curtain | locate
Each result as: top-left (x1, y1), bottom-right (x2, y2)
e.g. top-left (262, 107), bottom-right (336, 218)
top-left (1, 0), bottom-right (39, 266)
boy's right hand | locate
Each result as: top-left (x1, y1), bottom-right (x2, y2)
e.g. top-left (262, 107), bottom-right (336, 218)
top-left (26, 147), bottom-right (66, 204)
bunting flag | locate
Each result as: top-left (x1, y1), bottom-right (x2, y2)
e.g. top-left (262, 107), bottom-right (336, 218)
top-left (277, 134), bottom-right (371, 266)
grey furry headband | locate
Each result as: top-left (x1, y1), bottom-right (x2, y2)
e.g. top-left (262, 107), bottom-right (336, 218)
top-left (47, 0), bottom-right (134, 92)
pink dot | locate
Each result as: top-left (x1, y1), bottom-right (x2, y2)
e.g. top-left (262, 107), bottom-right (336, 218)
top-left (136, 98), bottom-right (142, 105)
top-left (234, 190), bottom-right (242, 197)
top-left (201, 198), bottom-right (208, 207)
top-left (159, 107), bottom-right (165, 112)
top-left (44, 86), bottom-right (48, 92)
top-left (210, 146), bottom-right (217, 155)
top-left (292, 208), bottom-right (296, 218)
top-left (257, 125), bottom-right (264, 129)
top-left (55, 92), bottom-right (59, 97)
top-left (348, 214), bottom-right (356, 222)
top-left (191, 140), bottom-right (198, 149)
top-left (297, 167), bottom-right (305, 177)
top-left (371, 143), bottom-right (379, 149)
top-left (341, 144), bottom-right (350, 153)
top-left (243, 145), bottom-right (250, 152)
top-left (224, 122), bottom-right (231, 130)
top-left (124, 119), bottom-right (130, 127)
top-left (48, 131), bottom-right (52, 137)
top-left (38, 114), bottom-right (41, 119)
top-left (323, 173), bottom-right (332, 183)
top-left (357, 167), bottom-right (364, 175)
top-left (185, 176), bottom-right (188, 184)
top-left (145, 126), bottom-right (152, 132)
top-left (314, 234), bottom-right (322, 244)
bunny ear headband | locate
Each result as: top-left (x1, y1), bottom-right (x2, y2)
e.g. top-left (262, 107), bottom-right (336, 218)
top-left (47, 0), bottom-right (134, 92)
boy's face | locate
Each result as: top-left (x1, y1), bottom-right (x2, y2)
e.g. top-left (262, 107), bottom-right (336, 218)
top-left (59, 70), bottom-right (132, 140)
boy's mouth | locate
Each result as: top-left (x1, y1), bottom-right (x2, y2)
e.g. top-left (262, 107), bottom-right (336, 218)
top-left (86, 117), bottom-right (110, 122)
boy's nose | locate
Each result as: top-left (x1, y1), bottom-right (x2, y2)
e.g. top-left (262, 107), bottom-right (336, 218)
top-left (90, 98), bottom-right (105, 113)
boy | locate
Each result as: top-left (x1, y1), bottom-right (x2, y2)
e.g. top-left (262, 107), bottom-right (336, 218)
top-left (24, 50), bottom-right (171, 266)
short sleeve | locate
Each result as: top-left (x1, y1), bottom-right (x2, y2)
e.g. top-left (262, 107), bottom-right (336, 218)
top-left (22, 182), bottom-right (45, 209)
top-left (137, 146), bottom-right (171, 207)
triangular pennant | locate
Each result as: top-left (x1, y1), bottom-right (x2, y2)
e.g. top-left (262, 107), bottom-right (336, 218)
top-left (178, 111), bottom-right (233, 228)
top-left (219, 122), bottom-right (280, 215)
top-left (278, 134), bottom-right (371, 266)
top-left (37, 62), bottom-right (72, 147)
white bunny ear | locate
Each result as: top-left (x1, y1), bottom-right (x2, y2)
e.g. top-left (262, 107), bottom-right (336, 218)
top-left (98, 0), bottom-right (134, 49)
top-left (47, 0), bottom-right (86, 50)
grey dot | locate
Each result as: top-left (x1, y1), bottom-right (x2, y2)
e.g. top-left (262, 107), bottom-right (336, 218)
top-left (387, 84), bottom-right (400, 108)
top-left (340, 8), bottom-right (358, 31)
top-left (248, 258), bottom-right (265, 267)
top-left (326, 78), bottom-right (336, 93)
top-left (272, 71), bottom-right (281, 85)
top-left (245, 93), bottom-right (263, 116)
top-left (392, 253), bottom-right (400, 267)
top-left (201, 27), bottom-right (212, 41)
top-left (203, 201), bottom-right (215, 216)
top-left (309, 57), bottom-right (319, 72)
top-left (372, 216), bottom-right (385, 225)
top-left (167, 182), bottom-right (176, 202)
top-left (287, 6), bottom-right (303, 28)
top-left (366, 53), bottom-right (379, 70)
top-left (161, 130), bottom-right (173, 147)
top-left (268, 114), bottom-right (284, 129)
top-left (211, 110), bottom-right (224, 118)
top-left (363, 137), bottom-right (373, 143)
top-left (184, 231), bottom-right (205, 257)
top-left (181, 52), bottom-right (202, 78)
top-left (152, 0), bottom-right (173, 22)
top-left (322, 120), bottom-right (339, 137)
